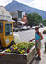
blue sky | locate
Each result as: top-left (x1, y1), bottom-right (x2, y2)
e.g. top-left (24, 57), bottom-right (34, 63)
top-left (0, 0), bottom-right (46, 11)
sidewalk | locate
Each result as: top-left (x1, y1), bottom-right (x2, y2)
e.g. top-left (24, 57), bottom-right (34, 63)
top-left (32, 39), bottom-right (46, 64)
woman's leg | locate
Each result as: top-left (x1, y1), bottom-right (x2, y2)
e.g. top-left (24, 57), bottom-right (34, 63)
top-left (37, 49), bottom-right (41, 56)
top-left (37, 48), bottom-right (41, 60)
top-left (36, 42), bottom-right (41, 60)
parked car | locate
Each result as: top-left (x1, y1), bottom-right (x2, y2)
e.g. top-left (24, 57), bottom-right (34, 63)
top-left (13, 26), bottom-right (30, 32)
top-left (43, 30), bottom-right (46, 34)
top-left (27, 26), bottom-right (30, 29)
top-left (32, 26), bottom-right (40, 29)
top-left (21, 26), bottom-right (27, 30)
top-left (21, 26), bottom-right (30, 30)
top-left (13, 27), bottom-right (20, 32)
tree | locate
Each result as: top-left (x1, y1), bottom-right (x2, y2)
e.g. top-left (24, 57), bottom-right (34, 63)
top-left (42, 20), bottom-right (46, 26)
top-left (27, 14), bottom-right (33, 27)
top-left (27, 13), bottom-right (42, 26)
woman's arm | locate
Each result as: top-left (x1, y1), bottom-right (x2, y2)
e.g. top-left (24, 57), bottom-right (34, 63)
top-left (39, 32), bottom-right (43, 40)
top-left (29, 38), bottom-right (35, 42)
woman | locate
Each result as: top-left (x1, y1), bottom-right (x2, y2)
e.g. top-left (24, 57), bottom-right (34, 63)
top-left (35, 27), bottom-right (43, 60)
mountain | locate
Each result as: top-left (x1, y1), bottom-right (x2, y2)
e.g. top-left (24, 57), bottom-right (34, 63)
top-left (5, 0), bottom-right (46, 19)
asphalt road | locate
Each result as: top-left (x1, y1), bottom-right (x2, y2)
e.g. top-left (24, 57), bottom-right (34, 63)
top-left (14, 29), bottom-right (35, 42)
top-left (13, 28), bottom-right (44, 42)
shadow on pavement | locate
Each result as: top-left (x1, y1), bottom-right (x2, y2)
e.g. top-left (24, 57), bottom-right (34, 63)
top-left (32, 59), bottom-right (40, 64)
top-left (35, 60), bottom-right (40, 64)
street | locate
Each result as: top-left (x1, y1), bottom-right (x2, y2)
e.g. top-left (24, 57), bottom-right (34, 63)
top-left (14, 29), bottom-right (35, 42)
top-left (14, 28), bottom-right (46, 64)
top-left (14, 28), bottom-right (44, 42)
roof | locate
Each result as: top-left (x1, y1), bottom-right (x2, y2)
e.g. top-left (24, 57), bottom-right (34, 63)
top-left (0, 19), bottom-right (15, 22)
top-left (0, 6), bottom-right (12, 21)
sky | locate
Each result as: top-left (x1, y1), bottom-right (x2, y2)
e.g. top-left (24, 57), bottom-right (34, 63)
top-left (0, 0), bottom-right (46, 11)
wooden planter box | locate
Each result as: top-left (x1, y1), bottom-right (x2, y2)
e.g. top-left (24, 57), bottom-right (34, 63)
top-left (0, 46), bottom-right (36, 64)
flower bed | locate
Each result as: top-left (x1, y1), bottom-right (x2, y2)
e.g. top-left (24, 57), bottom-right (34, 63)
top-left (5, 42), bottom-right (35, 54)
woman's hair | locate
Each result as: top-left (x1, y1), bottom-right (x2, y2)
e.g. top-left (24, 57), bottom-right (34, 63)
top-left (35, 27), bottom-right (39, 35)
top-left (35, 27), bottom-right (39, 30)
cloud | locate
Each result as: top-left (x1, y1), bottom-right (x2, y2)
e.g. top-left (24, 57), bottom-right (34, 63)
top-left (30, 0), bottom-right (46, 11)
top-left (0, 0), bottom-right (12, 6)
top-left (16, 0), bottom-right (34, 4)
top-left (16, 0), bottom-right (46, 11)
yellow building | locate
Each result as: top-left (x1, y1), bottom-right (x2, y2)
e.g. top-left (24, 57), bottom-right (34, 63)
top-left (0, 6), bottom-right (14, 48)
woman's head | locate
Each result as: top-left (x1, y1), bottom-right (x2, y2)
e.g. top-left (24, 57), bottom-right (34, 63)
top-left (35, 27), bottom-right (39, 32)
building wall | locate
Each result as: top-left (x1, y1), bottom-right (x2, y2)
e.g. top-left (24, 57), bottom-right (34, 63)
top-left (10, 11), bottom-right (18, 18)
top-left (10, 11), bottom-right (25, 19)
top-left (22, 15), bottom-right (27, 24)
top-left (11, 11), bottom-right (27, 25)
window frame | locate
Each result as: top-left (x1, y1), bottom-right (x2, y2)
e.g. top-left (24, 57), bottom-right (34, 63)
top-left (0, 22), bottom-right (3, 33)
top-left (5, 23), bottom-right (12, 36)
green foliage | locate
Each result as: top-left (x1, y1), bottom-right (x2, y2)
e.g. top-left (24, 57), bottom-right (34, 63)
top-left (27, 14), bottom-right (33, 26)
top-left (42, 20), bottom-right (46, 26)
top-left (5, 42), bottom-right (34, 54)
top-left (27, 13), bottom-right (42, 26)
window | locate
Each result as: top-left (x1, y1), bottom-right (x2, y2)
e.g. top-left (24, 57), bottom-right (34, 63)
top-left (0, 23), bottom-right (3, 33)
top-left (5, 24), bottom-right (12, 35)
top-left (18, 11), bottom-right (22, 19)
